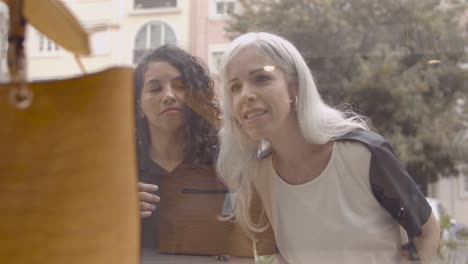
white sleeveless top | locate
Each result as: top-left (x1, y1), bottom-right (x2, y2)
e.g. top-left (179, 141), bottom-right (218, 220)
top-left (273, 141), bottom-right (402, 264)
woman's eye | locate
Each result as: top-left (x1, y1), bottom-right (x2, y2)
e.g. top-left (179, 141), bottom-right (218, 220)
top-left (254, 75), bottom-right (271, 83)
top-left (172, 79), bottom-right (186, 90)
top-left (230, 84), bottom-right (241, 93)
top-left (149, 86), bottom-right (161, 93)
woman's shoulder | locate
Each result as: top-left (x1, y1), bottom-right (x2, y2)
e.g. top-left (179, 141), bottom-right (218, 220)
top-left (333, 138), bottom-right (372, 171)
top-left (336, 128), bottom-right (392, 152)
top-left (338, 128), bottom-right (384, 144)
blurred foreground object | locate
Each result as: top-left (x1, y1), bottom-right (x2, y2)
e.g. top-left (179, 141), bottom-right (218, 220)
top-left (0, 0), bottom-right (90, 55)
top-left (0, 1), bottom-right (138, 264)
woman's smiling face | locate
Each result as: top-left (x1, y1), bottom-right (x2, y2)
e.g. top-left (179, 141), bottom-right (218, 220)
top-left (227, 47), bottom-right (295, 141)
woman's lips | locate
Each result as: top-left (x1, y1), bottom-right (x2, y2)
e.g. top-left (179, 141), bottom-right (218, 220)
top-left (160, 107), bottom-right (183, 115)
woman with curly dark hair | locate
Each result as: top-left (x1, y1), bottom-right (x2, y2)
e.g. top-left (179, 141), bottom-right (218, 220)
top-left (135, 44), bottom-right (220, 172)
top-left (134, 45), bottom-right (276, 258)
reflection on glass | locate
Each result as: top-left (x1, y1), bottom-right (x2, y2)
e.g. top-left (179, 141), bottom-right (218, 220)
top-left (1, 0), bottom-right (467, 263)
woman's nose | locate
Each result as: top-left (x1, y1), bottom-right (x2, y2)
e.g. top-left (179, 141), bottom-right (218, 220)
top-left (162, 87), bottom-right (177, 103)
top-left (240, 84), bottom-right (256, 102)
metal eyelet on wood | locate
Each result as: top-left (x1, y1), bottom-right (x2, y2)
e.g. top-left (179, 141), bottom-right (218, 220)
top-left (9, 83), bottom-right (33, 109)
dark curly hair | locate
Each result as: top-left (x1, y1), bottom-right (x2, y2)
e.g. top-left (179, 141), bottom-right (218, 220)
top-left (135, 44), bottom-right (221, 165)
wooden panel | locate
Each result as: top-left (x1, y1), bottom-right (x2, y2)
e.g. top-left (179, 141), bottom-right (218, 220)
top-left (0, 67), bottom-right (138, 264)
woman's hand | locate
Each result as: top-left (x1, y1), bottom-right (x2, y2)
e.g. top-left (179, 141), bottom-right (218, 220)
top-left (138, 182), bottom-right (160, 218)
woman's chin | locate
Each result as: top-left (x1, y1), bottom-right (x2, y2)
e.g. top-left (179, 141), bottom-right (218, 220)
top-left (245, 129), bottom-right (269, 142)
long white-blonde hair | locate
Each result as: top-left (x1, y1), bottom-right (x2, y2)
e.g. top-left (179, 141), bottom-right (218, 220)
top-left (216, 32), bottom-right (369, 237)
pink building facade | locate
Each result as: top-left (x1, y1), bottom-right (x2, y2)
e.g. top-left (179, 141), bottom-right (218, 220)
top-left (189, 0), bottom-right (238, 74)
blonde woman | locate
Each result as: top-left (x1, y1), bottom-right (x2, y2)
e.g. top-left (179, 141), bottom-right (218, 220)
top-left (216, 32), bottom-right (440, 264)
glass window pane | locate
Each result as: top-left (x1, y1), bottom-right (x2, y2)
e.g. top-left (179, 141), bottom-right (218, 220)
top-left (216, 2), bottom-right (224, 14)
top-left (39, 35), bottom-right (44, 52)
top-left (133, 49), bottom-right (148, 64)
top-left (135, 27), bottom-right (147, 49)
top-left (134, 22), bottom-right (177, 64)
top-left (212, 51), bottom-right (224, 71)
top-left (150, 24), bottom-right (162, 48)
top-left (226, 2), bottom-right (235, 14)
top-left (163, 24), bottom-right (176, 44)
top-left (7, 0), bottom-right (468, 262)
top-left (47, 39), bottom-right (53, 52)
top-left (134, 0), bottom-right (177, 9)
top-left (162, 0), bottom-right (177, 8)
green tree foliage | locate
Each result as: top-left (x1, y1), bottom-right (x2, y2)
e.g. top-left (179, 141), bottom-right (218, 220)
top-left (227, 0), bottom-right (468, 191)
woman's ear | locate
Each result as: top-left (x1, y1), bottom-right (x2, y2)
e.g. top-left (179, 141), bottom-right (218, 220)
top-left (289, 81), bottom-right (299, 98)
top-left (288, 81), bottom-right (299, 111)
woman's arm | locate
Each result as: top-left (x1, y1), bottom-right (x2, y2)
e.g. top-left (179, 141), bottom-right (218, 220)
top-left (413, 212), bottom-right (440, 263)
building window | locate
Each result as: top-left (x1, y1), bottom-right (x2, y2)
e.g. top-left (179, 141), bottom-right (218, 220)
top-left (134, 0), bottom-right (177, 10)
top-left (216, 0), bottom-right (235, 15)
top-left (33, 31), bottom-right (62, 56)
top-left (211, 51), bottom-right (224, 72)
top-left (210, 0), bottom-right (237, 19)
top-left (208, 44), bottom-right (228, 73)
top-left (39, 35), bottom-right (60, 53)
top-left (133, 22), bottom-right (176, 64)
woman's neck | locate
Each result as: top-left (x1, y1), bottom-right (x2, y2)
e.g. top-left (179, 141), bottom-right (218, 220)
top-left (270, 123), bottom-right (315, 165)
top-left (269, 116), bottom-right (333, 184)
top-left (147, 125), bottom-right (185, 166)
top-left (268, 115), bottom-right (309, 161)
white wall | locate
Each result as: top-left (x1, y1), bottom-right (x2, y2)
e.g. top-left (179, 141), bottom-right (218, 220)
top-left (429, 164), bottom-right (468, 225)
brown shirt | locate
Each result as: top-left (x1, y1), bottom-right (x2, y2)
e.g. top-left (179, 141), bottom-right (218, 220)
top-left (138, 154), bottom-right (276, 256)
